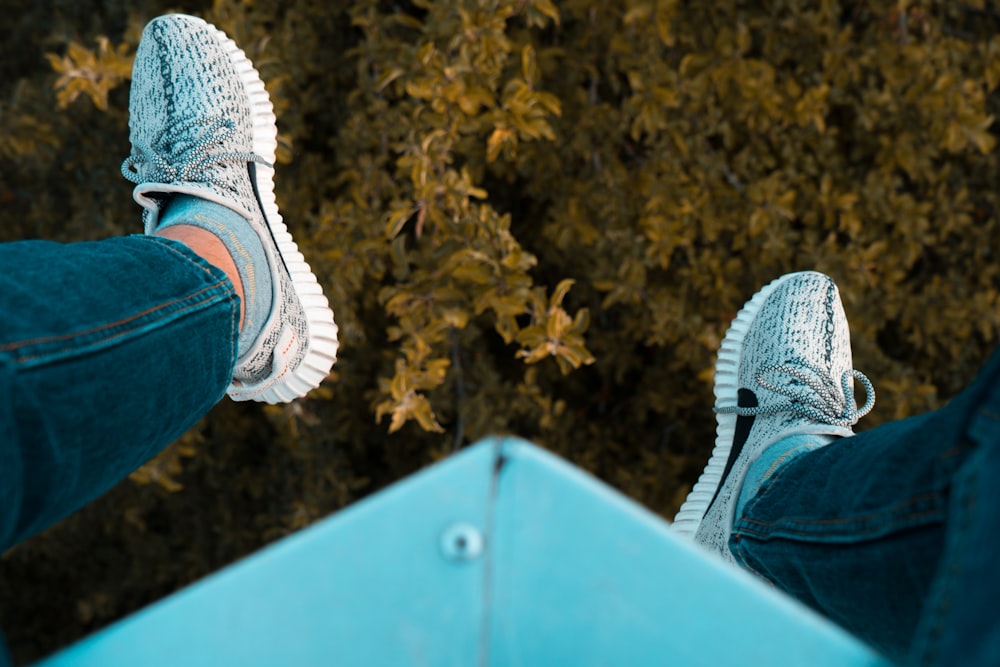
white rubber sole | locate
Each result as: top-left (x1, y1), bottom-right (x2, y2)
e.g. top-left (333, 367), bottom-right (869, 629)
top-left (671, 273), bottom-right (799, 536)
top-left (197, 16), bottom-right (339, 403)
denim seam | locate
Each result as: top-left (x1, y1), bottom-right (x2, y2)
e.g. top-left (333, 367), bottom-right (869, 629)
top-left (732, 448), bottom-right (948, 543)
top-left (914, 459), bottom-right (979, 667)
top-left (733, 491), bottom-right (946, 542)
top-left (3, 238), bottom-right (239, 367)
top-left (2, 283), bottom-right (228, 353)
top-left (729, 537), bottom-right (766, 580)
top-left (734, 506), bottom-right (946, 542)
top-left (153, 236), bottom-right (239, 375)
top-left (152, 236), bottom-right (238, 377)
top-left (976, 405), bottom-right (1000, 421)
top-left (738, 489), bottom-right (942, 529)
top-left (6, 284), bottom-right (234, 366)
top-left (729, 452), bottom-right (802, 568)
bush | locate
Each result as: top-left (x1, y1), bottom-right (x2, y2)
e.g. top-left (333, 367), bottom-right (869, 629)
top-left (1, 0), bottom-right (998, 661)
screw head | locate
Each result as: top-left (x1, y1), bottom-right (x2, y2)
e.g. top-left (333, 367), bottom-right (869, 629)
top-left (441, 523), bottom-right (484, 562)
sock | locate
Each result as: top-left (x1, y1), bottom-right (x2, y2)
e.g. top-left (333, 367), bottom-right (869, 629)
top-left (735, 433), bottom-right (836, 519)
top-left (157, 195), bottom-right (272, 357)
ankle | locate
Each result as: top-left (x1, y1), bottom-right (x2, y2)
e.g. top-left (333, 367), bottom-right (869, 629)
top-left (156, 224), bottom-right (246, 328)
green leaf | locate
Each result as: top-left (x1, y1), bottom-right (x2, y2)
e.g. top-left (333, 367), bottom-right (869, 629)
top-left (522, 44), bottom-right (539, 86)
top-left (385, 205), bottom-right (415, 239)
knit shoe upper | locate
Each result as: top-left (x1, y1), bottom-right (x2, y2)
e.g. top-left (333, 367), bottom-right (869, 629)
top-left (672, 271), bottom-right (875, 563)
top-left (122, 14), bottom-right (338, 403)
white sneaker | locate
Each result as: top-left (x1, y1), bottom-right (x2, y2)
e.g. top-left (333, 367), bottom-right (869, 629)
top-left (121, 14), bottom-right (338, 403)
top-left (672, 271), bottom-right (875, 562)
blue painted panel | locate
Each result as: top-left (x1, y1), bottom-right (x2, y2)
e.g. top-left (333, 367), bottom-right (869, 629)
top-left (37, 443), bottom-right (497, 667)
top-left (486, 438), bottom-right (890, 667)
top-left (34, 437), bottom-right (890, 666)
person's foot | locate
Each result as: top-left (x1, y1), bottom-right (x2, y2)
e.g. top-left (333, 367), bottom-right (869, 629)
top-left (121, 14), bottom-right (338, 403)
top-left (672, 271), bottom-right (875, 562)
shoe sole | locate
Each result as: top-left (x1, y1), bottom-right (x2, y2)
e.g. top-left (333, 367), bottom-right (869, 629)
top-left (197, 16), bottom-right (339, 403)
top-left (671, 272), bottom-right (801, 536)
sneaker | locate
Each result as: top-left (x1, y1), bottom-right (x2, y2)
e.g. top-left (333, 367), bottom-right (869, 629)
top-left (672, 271), bottom-right (875, 562)
top-left (121, 14), bottom-right (338, 403)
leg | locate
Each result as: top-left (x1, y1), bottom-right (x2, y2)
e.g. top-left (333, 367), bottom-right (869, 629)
top-left (909, 393), bottom-right (1000, 667)
top-left (730, 351), bottom-right (1000, 662)
top-left (121, 14), bottom-right (338, 403)
top-left (156, 224), bottom-right (246, 327)
top-left (674, 270), bottom-right (1000, 665)
top-left (0, 235), bottom-right (239, 551)
top-left (0, 11), bottom-right (343, 552)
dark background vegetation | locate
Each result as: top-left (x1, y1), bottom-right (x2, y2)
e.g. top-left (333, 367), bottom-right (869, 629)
top-left (2, 0), bottom-right (999, 663)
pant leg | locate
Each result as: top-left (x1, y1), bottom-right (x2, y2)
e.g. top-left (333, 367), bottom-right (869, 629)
top-left (907, 369), bottom-right (1000, 667)
top-left (0, 235), bottom-right (239, 553)
top-left (729, 349), bottom-right (1000, 665)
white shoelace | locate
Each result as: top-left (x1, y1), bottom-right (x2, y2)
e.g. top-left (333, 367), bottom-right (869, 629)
top-left (121, 116), bottom-right (270, 186)
top-left (716, 363), bottom-right (876, 427)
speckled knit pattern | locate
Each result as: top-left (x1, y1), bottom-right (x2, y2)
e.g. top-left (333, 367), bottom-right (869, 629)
top-left (123, 16), bottom-right (266, 229)
top-left (672, 271), bottom-right (875, 564)
top-left (121, 14), bottom-right (338, 403)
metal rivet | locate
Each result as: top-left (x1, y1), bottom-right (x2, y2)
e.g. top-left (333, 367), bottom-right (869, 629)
top-left (441, 523), bottom-right (483, 561)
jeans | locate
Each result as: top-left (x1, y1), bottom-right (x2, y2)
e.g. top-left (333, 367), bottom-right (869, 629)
top-left (732, 348), bottom-right (1000, 666)
top-left (0, 236), bottom-right (238, 555)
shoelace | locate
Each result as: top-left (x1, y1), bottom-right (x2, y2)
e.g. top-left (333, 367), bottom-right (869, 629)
top-left (716, 363), bottom-right (876, 427)
top-left (120, 116), bottom-right (270, 187)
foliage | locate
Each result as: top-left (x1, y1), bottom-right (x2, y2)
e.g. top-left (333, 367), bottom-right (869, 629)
top-left (2, 0), bottom-right (1000, 662)
top-left (47, 36), bottom-right (133, 111)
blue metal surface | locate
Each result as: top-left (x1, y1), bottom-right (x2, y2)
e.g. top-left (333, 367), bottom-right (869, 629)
top-left (35, 437), bottom-right (891, 666)
top-left (38, 442), bottom-right (496, 667)
top-left (487, 439), bottom-right (888, 666)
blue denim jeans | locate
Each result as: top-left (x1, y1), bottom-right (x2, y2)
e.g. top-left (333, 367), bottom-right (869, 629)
top-left (731, 348), bottom-right (1000, 666)
top-left (0, 235), bottom-right (238, 555)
